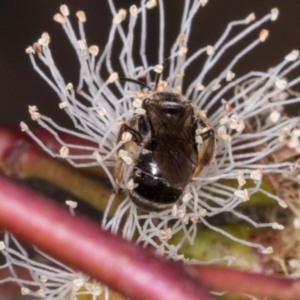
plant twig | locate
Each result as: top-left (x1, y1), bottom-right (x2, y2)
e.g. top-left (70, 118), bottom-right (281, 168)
top-left (186, 264), bottom-right (300, 299)
top-left (0, 127), bottom-right (122, 214)
top-left (0, 176), bottom-right (213, 300)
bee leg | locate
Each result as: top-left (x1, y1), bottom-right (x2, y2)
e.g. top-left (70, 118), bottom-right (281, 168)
top-left (199, 128), bottom-right (214, 141)
top-left (114, 124), bottom-right (129, 193)
top-left (194, 128), bottom-right (216, 176)
top-left (114, 156), bottom-right (124, 193)
top-left (114, 142), bottom-right (124, 192)
top-left (192, 116), bottom-right (214, 141)
top-left (114, 123), bottom-right (143, 193)
top-left (193, 117), bottom-right (207, 129)
top-left (118, 124), bottom-right (143, 145)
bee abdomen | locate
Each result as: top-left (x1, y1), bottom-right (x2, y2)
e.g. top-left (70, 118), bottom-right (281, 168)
top-left (130, 167), bottom-right (182, 212)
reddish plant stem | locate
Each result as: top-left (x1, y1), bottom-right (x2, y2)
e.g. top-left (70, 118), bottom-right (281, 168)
top-left (0, 176), bottom-right (300, 299)
top-left (0, 127), bottom-right (122, 214)
top-left (0, 126), bottom-right (96, 147)
top-left (186, 265), bottom-right (300, 299)
top-left (0, 176), bottom-right (212, 300)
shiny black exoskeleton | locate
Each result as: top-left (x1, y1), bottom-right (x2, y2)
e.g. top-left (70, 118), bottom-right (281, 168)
top-left (115, 92), bottom-right (215, 212)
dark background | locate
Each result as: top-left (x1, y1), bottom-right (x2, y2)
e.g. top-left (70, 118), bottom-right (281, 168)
top-left (0, 2), bottom-right (298, 297)
top-left (1, 0), bottom-right (300, 129)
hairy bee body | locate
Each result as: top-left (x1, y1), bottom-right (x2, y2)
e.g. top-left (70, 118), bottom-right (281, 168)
top-left (115, 92), bottom-right (215, 212)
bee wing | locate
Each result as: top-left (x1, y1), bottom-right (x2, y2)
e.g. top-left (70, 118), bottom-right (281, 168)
top-left (146, 102), bottom-right (198, 187)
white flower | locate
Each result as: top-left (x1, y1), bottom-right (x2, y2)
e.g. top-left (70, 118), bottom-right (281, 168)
top-left (0, 233), bottom-right (107, 300)
top-left (21, 1), bottom-right (300, 261)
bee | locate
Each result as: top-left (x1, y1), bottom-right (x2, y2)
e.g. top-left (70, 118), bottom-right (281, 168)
top-left (115, 63), bottom-right (216, 212)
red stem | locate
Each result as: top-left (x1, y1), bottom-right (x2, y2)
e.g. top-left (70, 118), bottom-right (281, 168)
top-left (0, 127), bottom-right (121, 213)
top-left (186, 265), bottom-right (300, 299)
top-left (0, 176), bottom-right (212, 300)
top-left (1, 175), bottom-right (300, 299)
top-left (0, 126), bottom-right (98, 155)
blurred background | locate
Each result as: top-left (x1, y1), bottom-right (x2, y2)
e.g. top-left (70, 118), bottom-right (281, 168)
top-left (0, 0), bottom-right (300, 128)
top-left (0, 3), bottom-right (299, 299)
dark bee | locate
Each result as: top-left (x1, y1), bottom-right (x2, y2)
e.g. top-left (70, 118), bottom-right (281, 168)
top-left (115, 64), bottom-right (216, 212)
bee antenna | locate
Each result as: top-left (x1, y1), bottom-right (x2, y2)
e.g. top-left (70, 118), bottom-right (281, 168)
top-left (154, 57), bottom-right (171, 91)
top-left (119, 77), bottom-right (151, 90)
